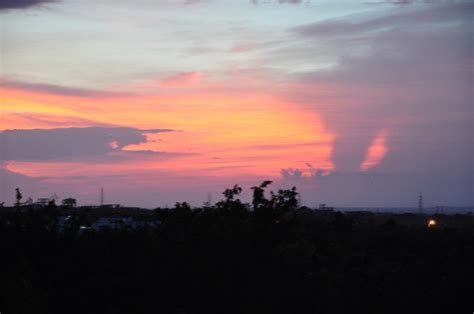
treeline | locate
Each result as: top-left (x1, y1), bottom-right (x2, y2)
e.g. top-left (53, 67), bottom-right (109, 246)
top-left (0, 182), bottom-right (473, 314)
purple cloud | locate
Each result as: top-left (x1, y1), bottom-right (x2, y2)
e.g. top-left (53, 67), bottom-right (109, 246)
top-left (0, 127), bottom-right (176, 162)
top-left (0, 79), bottom-right (134, 98)
top-left (293, 2), bottom-right (473, 37)
top-left (0, 0), bottom-right (58, 10)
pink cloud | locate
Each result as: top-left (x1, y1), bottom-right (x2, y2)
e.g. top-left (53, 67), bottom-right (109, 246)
top-left (231, 43), bottom-right (258, 53)
top-left (158, 71), bottom-right (203, 87)
top-left (360, 129), bottom-right (389, 171)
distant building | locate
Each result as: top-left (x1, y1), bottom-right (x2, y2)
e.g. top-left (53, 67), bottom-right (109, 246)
top-left (62, 198), bottom-right (77, 209)
top-left (36, 198), bottom-right (52, 206)
top-left (91, 217), bottom-right (151, 230)
top-left (27, 197), bottom-right (54, 209)
top-left (318, 204), bottom-right (335, 211)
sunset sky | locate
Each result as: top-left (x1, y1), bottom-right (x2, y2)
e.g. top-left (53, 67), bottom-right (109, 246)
top-left (1, 0), bottom-right (472, 208)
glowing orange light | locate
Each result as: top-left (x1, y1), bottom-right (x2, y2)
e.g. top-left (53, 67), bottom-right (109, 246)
top-left (427, 219), bottom-right (437, 227)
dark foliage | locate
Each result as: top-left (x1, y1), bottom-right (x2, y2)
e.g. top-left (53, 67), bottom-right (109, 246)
top-left (0, 182), bottom-right (473, 314)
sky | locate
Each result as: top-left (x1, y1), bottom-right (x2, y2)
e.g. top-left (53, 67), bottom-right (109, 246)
top-left (0, 0), bottom-right (472, 208)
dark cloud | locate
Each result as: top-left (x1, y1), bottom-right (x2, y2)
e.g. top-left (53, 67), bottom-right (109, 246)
top-left (292, 23), bottom-right (472, 109)
top-left (0, 79), bottom-right (134, 98)
top-left (0, 127), bottom-right (175, 162)
top-left (280, 168), bottom-right (304, 180)
top-left (268, 1), bottom-right (474, 206)
top-left (293, 2), bottom-right (473, 37)
top-left (365, 0), bottom-right (458, 4)
top-left (285, 1), bottom-right (473, 172)
top-left (0, 0), bottom-right (57, 10)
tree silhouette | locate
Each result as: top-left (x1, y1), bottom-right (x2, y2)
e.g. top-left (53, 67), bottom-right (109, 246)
top-left (1, 182), bottom-right (472, 314)
top-left (215, 184), bottom-right (248, 216)
top-left (172, 202), bottom-right (193, 222)
top-left (222, 184), bottom-right (242, 201)
top-left (43, 200), bottom-right (60, 232)
top-left (15, 187), bottom-right (23, 210)
top-left (270, 187), bottom-right (298, 212)
top-left (251, 180), bottom-right (272, 210)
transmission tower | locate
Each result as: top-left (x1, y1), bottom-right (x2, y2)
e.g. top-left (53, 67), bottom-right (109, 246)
top-left (418, 193), bottom-right (424, 214)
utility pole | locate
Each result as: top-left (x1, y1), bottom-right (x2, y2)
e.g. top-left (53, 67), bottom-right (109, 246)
top-left (207, 192), bottom-right (212, 206)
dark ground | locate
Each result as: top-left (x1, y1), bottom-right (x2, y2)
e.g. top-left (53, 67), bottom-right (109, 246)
top-left (1, 185), bottom-right (473, 314)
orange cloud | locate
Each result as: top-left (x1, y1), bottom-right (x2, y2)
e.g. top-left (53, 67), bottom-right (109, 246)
top-left (1, 79), bottom-right (336, 181)
top-left (360, 129), bottom-right (389, 171)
